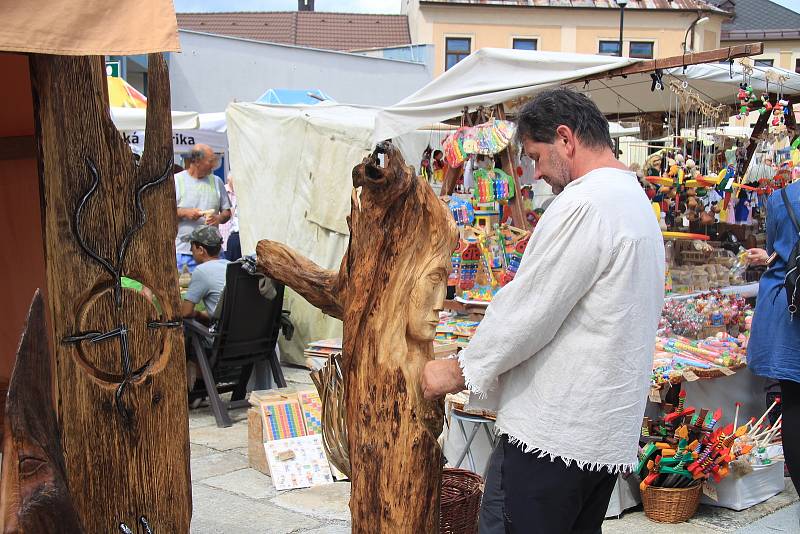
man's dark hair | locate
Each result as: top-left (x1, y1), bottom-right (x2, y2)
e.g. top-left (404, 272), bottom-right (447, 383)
top-left (192, 241), bottom-right (221, 257)
top-left (515, 88), bottom-right (613, 150)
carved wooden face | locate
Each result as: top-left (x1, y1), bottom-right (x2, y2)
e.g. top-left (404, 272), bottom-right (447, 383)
top-left (407, 257), bottom-right (450, 342)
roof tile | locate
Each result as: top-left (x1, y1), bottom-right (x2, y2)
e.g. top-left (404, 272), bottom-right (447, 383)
top-left (176, 12), bottom-right (411, 51)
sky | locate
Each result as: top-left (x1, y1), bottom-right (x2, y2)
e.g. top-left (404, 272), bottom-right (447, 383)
top-left (173, 0), bottom-right (799, 14)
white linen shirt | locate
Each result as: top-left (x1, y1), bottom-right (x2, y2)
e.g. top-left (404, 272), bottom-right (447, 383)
top-left (459, 167), bottom-right (664, 473)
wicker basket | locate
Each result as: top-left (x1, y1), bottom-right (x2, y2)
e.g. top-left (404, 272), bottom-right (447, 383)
top-left (642, 483), bottom-right (702, 523)
top-left (440, 468), bottom-right (483, 534)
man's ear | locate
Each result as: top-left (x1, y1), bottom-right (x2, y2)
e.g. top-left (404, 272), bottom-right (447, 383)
top-left (555, 125), bottom-right (576, 156)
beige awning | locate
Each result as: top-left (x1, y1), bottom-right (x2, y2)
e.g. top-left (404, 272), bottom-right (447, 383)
top-left (0, 0), bottom-right (179, 55)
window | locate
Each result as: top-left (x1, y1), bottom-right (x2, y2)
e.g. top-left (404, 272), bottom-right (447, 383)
top-left (445, 37), bottom-right (471, 70)
top-left (629, 41), bottom-right (654, 59)
top-left (755, 59), bottom-right (774, 67)
top-left (512, 38), bottom-right (538, 51)
top-left (598, 40), bottom-right (621, 56)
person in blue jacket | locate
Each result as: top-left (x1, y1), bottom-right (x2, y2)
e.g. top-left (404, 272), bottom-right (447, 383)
top-left (747, 179), bottom-right (800, 495)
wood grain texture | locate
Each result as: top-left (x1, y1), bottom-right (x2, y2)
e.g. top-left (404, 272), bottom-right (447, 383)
top-left (30, 54), bottom-right (191, 532)
top-left (0, 291), bottom-right (83, 534)
top-left (258, 144), bottom-right (458, 533)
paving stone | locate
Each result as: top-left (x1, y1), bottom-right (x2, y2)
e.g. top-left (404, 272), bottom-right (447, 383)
top-left (188, 409), bottom-right (218, 429)
top-left (604, 512), bottom-right (719, 533)
top-left (191, 443), bottom-right (216, 459)
top-left (282, 365), bottom-right (314, 385)
top-left (191, 483), bottom-right (320, 534)
top-left (190, 420), bottom-right (248, 451)
top-left (201, 467), bottom-right (278, 500)
top-left (191, 451), bottom-right (248, 482)
top-left (733, 502), bottom-right (800, 533)
top-left (271, 482), bottom-right (351, 522)
top-left (298, 521), bottom-right (351, 534)
top-left (690, 478), bottom-right (799, 532)
top-left (230, 446), bottom-right (249, 458)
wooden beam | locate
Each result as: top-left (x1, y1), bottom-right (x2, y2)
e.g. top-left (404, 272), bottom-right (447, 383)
top-left (496, 105), bottom-right (530, 231)
top-left (579, 43), bottom-right (764, 82)
top-left (0, 136), bottom-right (35, 161)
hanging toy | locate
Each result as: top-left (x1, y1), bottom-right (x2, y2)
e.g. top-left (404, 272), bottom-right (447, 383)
top-left (500, 235), bottom-right (529, 285)
top-left (448, 196), bottom-right (474, 226)
top-left (772, 100), bottom-right (787, 127)
top-left (458, 241), bottom-right (481, 290)
top-left (736, 83), bottom-right (750, 119)
top-left (759, 94), bottom-right (773, 115)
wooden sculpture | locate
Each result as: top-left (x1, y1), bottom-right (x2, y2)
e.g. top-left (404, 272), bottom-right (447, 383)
top-left (0, 291), bottom-right (83, 533)
top-left (258, 142), bottom-right (458, 533)
top-left (28, 54), bottom-right (191, 531)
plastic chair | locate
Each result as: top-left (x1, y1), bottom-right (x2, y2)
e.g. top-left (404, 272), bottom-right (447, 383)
top-left (184, 262), bottom-right (288, 427)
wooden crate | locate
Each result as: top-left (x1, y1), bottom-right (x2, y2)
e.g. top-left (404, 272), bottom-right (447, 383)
top-left (248, 407), bottom-right (270, 475)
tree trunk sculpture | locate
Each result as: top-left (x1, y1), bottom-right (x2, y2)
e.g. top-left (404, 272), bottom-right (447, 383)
top-left (29, 54), bottom-right (191, 532)
top-left (257, 142), bottom-right (458, 533)
top-left (0, 291), bottom-right (83, 533)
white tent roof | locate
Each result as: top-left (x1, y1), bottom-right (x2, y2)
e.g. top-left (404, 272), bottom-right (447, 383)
top-left (111, 107), bottom-right (200, 130)
top-left (373, 48), bottom-right (800, 143)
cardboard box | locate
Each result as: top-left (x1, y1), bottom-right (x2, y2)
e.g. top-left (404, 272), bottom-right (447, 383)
top-left (247, 407), bottom-right (269, 475)
top-left (700, 460), bottom-right (785, 511)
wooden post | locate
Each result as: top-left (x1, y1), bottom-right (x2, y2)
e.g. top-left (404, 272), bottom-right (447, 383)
top-left (258, 143), bottom-right (459, 533)
top-left (29, 54), bottom-right (191, 532)
top-left (496, 105), bottom-right (530, 230)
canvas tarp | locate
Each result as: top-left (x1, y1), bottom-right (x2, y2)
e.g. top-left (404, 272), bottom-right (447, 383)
top-left (227, 102), bottom-right (378, 365)
top-left (227, 101), bottom-right (455, 365)
top-left (0, 0), bottom-right (179, 55)
top-left (373, 48), bottom-right (800, 143)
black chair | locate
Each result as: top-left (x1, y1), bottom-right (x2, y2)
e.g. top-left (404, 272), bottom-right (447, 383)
top-left (184, 261), bottom-right (288, 427)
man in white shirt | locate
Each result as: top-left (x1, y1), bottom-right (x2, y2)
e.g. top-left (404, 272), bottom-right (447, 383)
top-left (175, 144), bottom-right (231, 273)
top-left (422, 88), bottom-right (664, 533)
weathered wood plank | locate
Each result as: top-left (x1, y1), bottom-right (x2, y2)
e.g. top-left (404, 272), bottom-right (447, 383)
top-left (578, 43), bottom-right (765, 82)
top-left (29, 54), bottom-right (191, 533)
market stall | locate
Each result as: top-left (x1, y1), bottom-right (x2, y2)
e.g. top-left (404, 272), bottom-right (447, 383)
top-left (402, 44), bottom-right (799, 524)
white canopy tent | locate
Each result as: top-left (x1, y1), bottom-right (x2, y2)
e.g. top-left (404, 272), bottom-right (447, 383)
top-left (111, 107), bottom-right (199, 130)
top-left (373, 48), bottom-right (800, 143)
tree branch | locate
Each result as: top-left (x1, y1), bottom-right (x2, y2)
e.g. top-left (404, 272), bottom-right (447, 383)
top-left (256, 240), bottom-right (344, 320)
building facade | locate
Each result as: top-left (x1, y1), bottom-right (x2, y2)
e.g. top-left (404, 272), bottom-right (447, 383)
top-left (717, 0), bottom-right (800, 72)
top-left (403, 0), bottom-right (730, 75)
top-left (169, 30), bottom-right (431, 112)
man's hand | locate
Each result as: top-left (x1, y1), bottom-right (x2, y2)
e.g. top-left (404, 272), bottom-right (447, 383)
top-left (205, 209), bottom-right (231, 226)
top-left (422, 359), bottom-right (466, 400)
top-left (746, 248), bottom-right (768, 266)
top-left (178, 207), bottom-right (203, 220)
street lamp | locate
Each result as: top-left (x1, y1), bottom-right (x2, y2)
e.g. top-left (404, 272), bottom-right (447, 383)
top-left (683, 14), bottom-right (710, 53)
top-left (617, 0), bottom-right (628, 57)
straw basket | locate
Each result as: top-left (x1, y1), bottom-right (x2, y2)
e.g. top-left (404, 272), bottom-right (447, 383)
top-left (642, 483), bottom-right (702, 523)
top-left (440, 468), bottom-right (483, 534)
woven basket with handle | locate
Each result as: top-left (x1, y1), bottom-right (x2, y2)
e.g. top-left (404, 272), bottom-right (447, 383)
top-left (440, 468), bottom-right (483, 534)
top-left (642, 483), bottom-right (702, 523)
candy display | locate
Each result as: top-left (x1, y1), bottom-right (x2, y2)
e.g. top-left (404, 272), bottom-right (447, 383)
top-left (658, 292), bottom-right (750, 339)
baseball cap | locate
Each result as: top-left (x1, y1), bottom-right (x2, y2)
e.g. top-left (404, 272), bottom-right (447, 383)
top-left (182, 225), bottom-right (223, 247)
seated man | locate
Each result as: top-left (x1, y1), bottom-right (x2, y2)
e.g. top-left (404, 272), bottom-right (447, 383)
top-left (181, 225), bottom-right (229, 323)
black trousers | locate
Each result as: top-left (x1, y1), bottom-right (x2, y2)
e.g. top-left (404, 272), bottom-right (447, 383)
top-left (480, 436), bottom-right (617, 534)
top-left (781, 379), bottom-right (800, 494)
